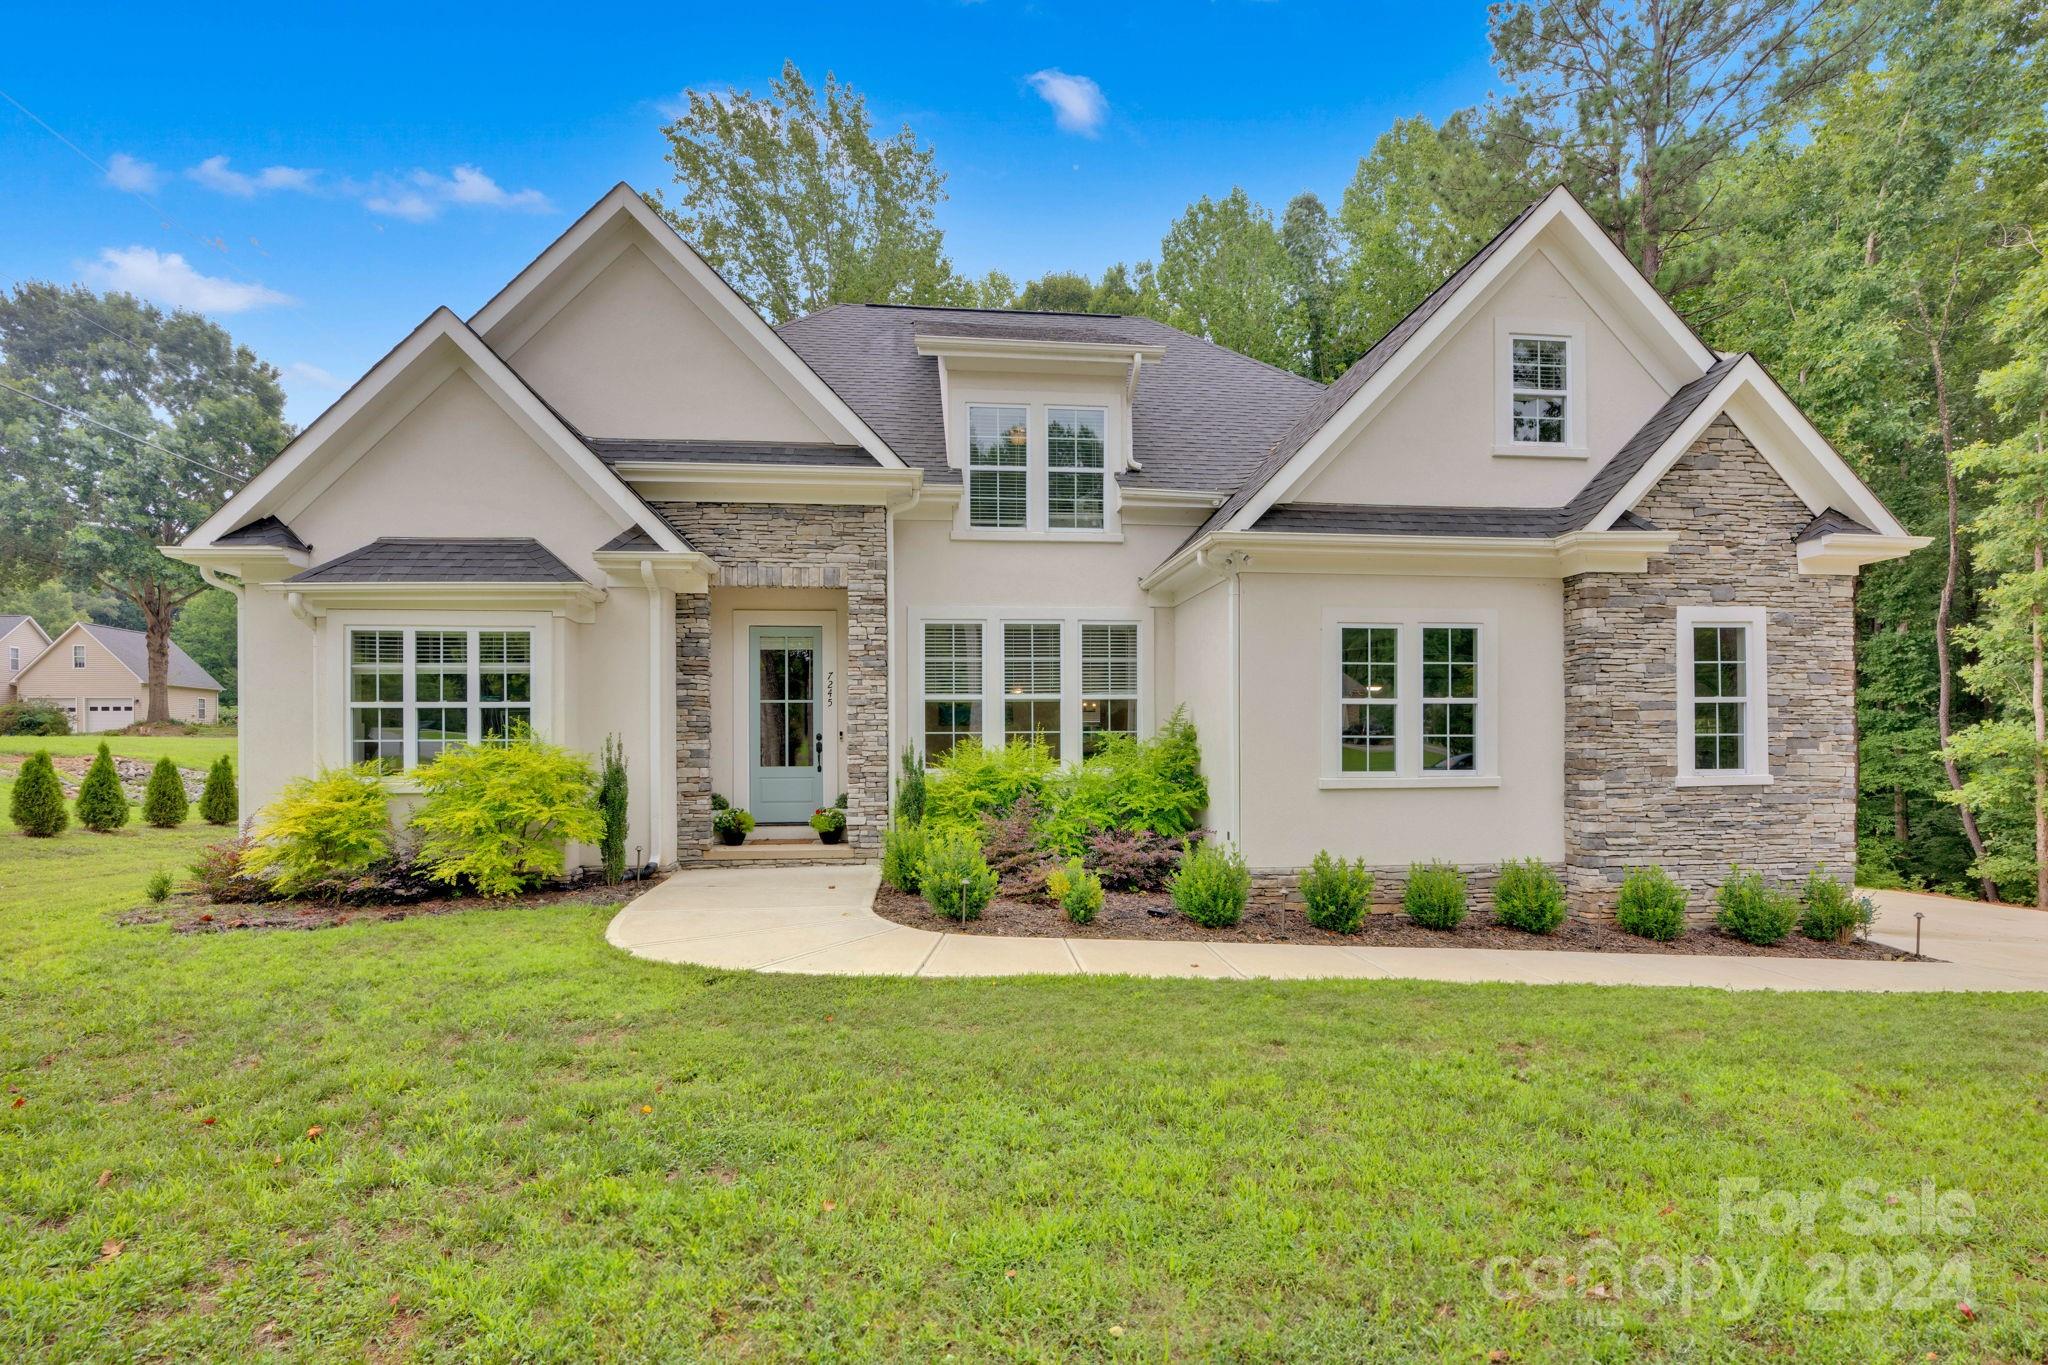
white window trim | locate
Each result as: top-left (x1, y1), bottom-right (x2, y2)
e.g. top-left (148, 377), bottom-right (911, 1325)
top-left (918, 619), bottom-right (986, 759)
top-left (72, 644), bottom-right (86, 668)
top-left (344, 625), bottom-right (538, 775)
top-left (320, 609), bottom-right (557, 791)
top-left (950, 396), bottom-right (1123, 541)
top-left (1675, 604), bottom-right (1772, 787)
top-left (1493, 317), bottom-right (1589, 459)
top-left (910, 608), bottom-right (1148, 765)
top-left (7, 646), bottom-right (18, 672)
top-left (1080, 621), bottom-right (1140, 753)
top-left (1319, 607), bottom-right (1500, 789)
top-left (965, 402), bottom-right (1030, 532)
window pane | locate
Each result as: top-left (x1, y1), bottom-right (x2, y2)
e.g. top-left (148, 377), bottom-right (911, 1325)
top-left (1341, 627), bottom-right (1397, 700)
top-left (924, 623), bottom-right (982, 695)
top-left (1511, 337), bottom-right (1567, 390)
top-left (969, 468), bottom-right (1027, 528)
top-left (923, 699), bottom-right (981, 761)
top-left (1003, 624), bottom-right (1061, 695)
top-left (1511, 395), bottom-right (1566, 443)
top-left (968, 405), bottom-right (1029, 529)
top-left (1048, 471), bottom-right (1104, 530)
top-left (352, 706), bottom-right (403, 773)
top-left (1081, 697), bottom-right (1136, 755)
top-left (1047, 408), bottom-right (1106, 468)
top-left (759, 700), bottom-right (787, 767)
top-left (968, 406), bottom-right (1029, 466)
top-left (1340, 702), bottom-right (1397, 772)
top-left (1003, 698), bottom-right (1061, 760)
top-left (1081, 623), bottom-right (1137, 695)
top-left (480, 706), bottom-right (529, 744)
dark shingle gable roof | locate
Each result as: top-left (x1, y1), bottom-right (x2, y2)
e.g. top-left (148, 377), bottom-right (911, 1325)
top-left (74, 623), bottom-right (221, 690)
top-left (0, 614), bottom-right (31, 638)
top-left (290, 538), bottom-right (585, 584)
top-left (775, 304), bottom-right (1325, 491)
top-left (215, 515), bottom-right (310, 553)
top-left (1551, 354), bottom-right (1742, 530)
top-left (1797, 508), bottom-right (1877, 542)
top-left (598, 527), bottom-right (661, 552)
top-left (588, 438), bottom-right (875, 467)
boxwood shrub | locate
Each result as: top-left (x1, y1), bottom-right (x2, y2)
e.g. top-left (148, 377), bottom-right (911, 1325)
top-left (1403, 861), bottom-right (1467, 929)
top-left (1493, 858), bottom-right (1566, 934)
top-left (1170, 839), bottom-right (1249, 928)
top-left (1300, 850), bottom-right (1371, 933)
top-left (918, 831), bottom-right (997, 921)
top-left (1798, 867), bottom-right (1860, 942)
top-left (1715, 865), bottom-right (1797, 945)
top-left (1614, 866), bottom-right (1688, 941)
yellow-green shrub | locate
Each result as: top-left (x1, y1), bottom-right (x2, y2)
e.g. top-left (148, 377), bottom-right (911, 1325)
top-left (244, 764), bottom-right (393, 896)
top-left (410, 734), bottom-right (602, 896)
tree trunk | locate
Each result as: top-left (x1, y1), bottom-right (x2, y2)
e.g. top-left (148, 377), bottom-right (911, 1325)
top-left (1894, 787), bottom-right (1909, 842)
top-left (1925, 330), bottom-right (1996, 898)
top-left (2035, 499), bottom-right (2046, 912)
top-left (140, 581), bottom-right (174, 725)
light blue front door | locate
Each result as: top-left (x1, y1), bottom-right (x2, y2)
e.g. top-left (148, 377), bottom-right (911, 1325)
top-left (749, 626), bottom-right (824, 823)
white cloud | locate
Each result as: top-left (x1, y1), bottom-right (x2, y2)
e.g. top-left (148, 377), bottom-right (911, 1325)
top-left (187, 155), bottom-right (319, 197)
top-left (105, 152), bottom-right (163, 193)
top-left (1027, 70), bottom-right (1107, 137)
top-left (83, 246), bottom-right (295, 314)
top-left (362, 165), bottom-right (553, 221)
top-left (284, 361), bottom-right (343, 389)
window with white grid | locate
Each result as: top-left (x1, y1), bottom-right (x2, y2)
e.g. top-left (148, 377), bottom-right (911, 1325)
top-left (346, 627), bottom-right (533, 772)
top-left (1047, 407), bottom-right (1107, 530)
top-left (967, 405), bottom-right (1029, 528)
top-left (1080, 622), bottom-right (1137, 755)
top-left (1509, 335), bottom-right (1569, 444)
top-left (921, 622), bottom-right (983, 760)
top-left (1003, 622), bottom-right (1063, 759)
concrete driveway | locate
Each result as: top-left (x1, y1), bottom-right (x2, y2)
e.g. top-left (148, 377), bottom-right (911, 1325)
top-left (605, 868), bottom-right (2048, 991)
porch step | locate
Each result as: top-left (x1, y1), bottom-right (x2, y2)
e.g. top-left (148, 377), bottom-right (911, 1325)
top-left (701, 842), bottom-right (859, 863)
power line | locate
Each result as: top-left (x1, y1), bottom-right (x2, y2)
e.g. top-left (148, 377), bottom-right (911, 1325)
top-left (0, 379), bottom-right (242, 481)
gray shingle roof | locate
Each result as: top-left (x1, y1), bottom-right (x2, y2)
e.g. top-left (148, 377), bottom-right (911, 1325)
top-left (75, 623), bottom-right (221, 691)
top-left (589, 438), bottom-right (875, 467)
top-left (1249, 504), bottom-right (1664, 538)
top-left (1198, 198), bottom-right (1547, 536)
top-left (911, 317), bottom-right (1158, 347)
top-left (598, 527), bottom-right (661, 552)
top-left (0, 614), bottom-right (31, 638)
top-left (1551, 354), bottom-right (1742, 530)
top-left (776, 303), bottom-right (1325, 491)
top-left (1798, 508), bottom-right (1877, 541)
top-left (215, 514), bottom-right (310, 553)
top-left (290, 538), bottom-right (585, 584)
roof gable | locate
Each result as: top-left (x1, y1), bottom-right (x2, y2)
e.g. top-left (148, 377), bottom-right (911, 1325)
top-left (26, 621), bottom-right (221, 691)
top-left (470, 184), bottom-right (904, 468)
top-left (0, 615), bottom-right (51, 648)
top-left (183, 309), bottom-right (687, 556)
top-left (1211, 187), bottom-right (1717, 535)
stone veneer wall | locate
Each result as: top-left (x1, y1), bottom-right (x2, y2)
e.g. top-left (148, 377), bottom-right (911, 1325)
top-left (1562, 417), bottom-right (1856, 912)
top-left (651, 502), bottom-right (890, 858)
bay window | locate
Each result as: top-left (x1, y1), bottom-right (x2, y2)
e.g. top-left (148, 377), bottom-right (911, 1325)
top-left (347, 626), bottom-right (533, 773)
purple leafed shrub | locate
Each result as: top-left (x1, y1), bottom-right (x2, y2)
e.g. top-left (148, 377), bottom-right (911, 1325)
top-left (1086, 828), bottom-right (1198, 892)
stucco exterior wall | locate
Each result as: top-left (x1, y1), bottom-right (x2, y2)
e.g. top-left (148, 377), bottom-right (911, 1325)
top-left (506, 241), bottom-right (836, 444)
top-left (1562, 417), bottom-right (1857, 908)
top-left (1296, 251), bottom-right (1670, 509)
top-left (1233, 570), bottom-right (1567, 870)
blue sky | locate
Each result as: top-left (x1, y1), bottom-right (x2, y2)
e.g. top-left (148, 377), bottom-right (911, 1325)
top-left (2, 2), bottom-right (1498, 424)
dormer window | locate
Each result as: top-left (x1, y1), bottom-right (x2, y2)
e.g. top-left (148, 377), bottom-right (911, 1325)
top-left (1047, 407), bottom-right (1106, 530)
top-left (967, 405), bottom-right (1029, 528)
top-left (1510, 336), bottom-right (1569, 444)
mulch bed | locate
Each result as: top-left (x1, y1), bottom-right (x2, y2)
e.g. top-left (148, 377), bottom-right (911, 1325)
top-left (122, 877), bottom-right (657, 935)
top-left (871, 886), bottom-right (1922, 961)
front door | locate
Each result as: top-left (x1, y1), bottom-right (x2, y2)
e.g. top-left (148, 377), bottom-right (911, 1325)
top-left (749, 626), bottom-right (824, 823)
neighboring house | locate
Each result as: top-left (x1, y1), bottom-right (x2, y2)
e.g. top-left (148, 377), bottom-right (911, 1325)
top-left (165, 183), bottom-right (1925, 902)
top-left (12, 622), bottom-right (224, 731)
top-left (1, 614), bottom-right (54, 701)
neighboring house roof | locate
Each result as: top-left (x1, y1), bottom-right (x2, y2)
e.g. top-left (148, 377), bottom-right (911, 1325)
top-left (289, 538), bottom-right (586, 584)
top-left (588, 438), bottom-right (876, 467)
top-left (23, 622), bottom-right (221, 691)
top-left (776, 303), bottom-right (1325, 491)
top-left (0, 614), bottom-right (36, 640)
top-left (215, 514), bottom-right (311, 553)
top-left (1798, 508), bottom-right (1877, 541)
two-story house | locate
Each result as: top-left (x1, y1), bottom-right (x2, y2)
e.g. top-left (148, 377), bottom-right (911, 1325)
top-left (166, 183), bottom-right (1924, 904)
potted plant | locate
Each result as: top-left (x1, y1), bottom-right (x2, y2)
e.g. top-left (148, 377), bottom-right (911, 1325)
top-left (712, 806), bottom-right (754, 846)
top-left (811, 805), bottom-right (847, 845)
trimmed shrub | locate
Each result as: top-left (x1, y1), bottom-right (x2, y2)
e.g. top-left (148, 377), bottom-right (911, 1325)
top-left (1494, 858), bottom-right (1567, 935)
top-left (918, 831), bottom-right (997, 921)
top-left (923, 740), bottom-right (1054, 834)
top-left (1170, 839), bottom-right (1249, 929)
top-left (75, 742), bottom-right (130, 832)
top-left (244, 764), bottom-right (392, 896)
top-left (881, 822), bottom-right (927, 892)
top-left (0, 701), bottom-right (71, 736)
top-left (1614, 866), bottom-right (1688, 941)
top-left (1854, 892), bottom-right (1881, 937)
top-left (895, 748), bottom-right (926, 825)
top-left (811, 806), bottom-right (846, 843)
top-left (710, 792), bottom-right (730, 811)
top-left (145, 869), bottom-right (173, 903)
top-left (1046, 855), bottom-right (1104, 924)
top-left (198, 755), bottom-right (237, 826)
top-left (1715, 866), bottom-right (1797, 945)
top-left (142, 756), bottom-right (188, 829)
top-left (1403, 862), bottom-right (1467, 930)
top-left (1798, 867), bottom-right (1860, 942)
top-left (9, 750), bottom-right (68, 837)
top-left (597, 735), bottom-right (629, 883)
top-left (187, 832), bottom-right (266, 903)
top-left (712, 806), bottom-right (754, 845)
top-left (1087, 827), bottom-right (1190, 891)
top-left (1300, 850), bottom-right (1371, 933)
top-left (409, 733), bottom-right (603, 897)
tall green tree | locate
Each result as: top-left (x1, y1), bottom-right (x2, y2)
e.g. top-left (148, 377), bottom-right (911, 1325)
top-left (1153, 188), bottom-right (1301, 372)
top-left (1279, 192), bottom-right (1343, 381)
top-left (1487, 0), bottom-right (1878, 286)
top-left (1087, 263), bottom-right (1149, 315)
top-left (652, 61), bottom-right (967, 322)
top-left (1015, 272), bottom-right (1096, 313)
top-left (171, 587), bottom-right (237, 707)
top-left (0, 285), bottom-right (290, 723)
top-left (966, 270), bottom-right (1018, 310)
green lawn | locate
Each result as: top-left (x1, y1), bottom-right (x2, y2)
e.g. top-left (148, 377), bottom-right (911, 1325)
top-left (2, 824), bottom-right (2045, 1360)
top-left (0, 732), bottom-right (236, 772)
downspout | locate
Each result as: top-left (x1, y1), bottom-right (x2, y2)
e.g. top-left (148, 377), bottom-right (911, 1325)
top-left (639, 560), bottom-right (665, 870)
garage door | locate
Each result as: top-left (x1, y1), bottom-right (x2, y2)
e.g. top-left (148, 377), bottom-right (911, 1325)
top-left (84, 698), bottom-right (135, 733)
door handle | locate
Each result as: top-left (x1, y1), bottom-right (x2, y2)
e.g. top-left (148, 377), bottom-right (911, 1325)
top-left (816, 733), bottom-right (822, 772)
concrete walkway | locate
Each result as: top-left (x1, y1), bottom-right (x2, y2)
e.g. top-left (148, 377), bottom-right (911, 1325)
top-left (605, 869), bottom-right (2048, 992)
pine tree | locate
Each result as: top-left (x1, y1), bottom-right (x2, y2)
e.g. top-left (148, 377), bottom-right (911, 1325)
top-left (142, 755), bottom-right (188, 829)
top-left (198, 754), bottom-right (237, 826)
top-left (75, 741), bottom-right (131, 832)
top-left (9, 750), bottom-right (68, 837)
top-left (597, 734), bottom-right (629, 884)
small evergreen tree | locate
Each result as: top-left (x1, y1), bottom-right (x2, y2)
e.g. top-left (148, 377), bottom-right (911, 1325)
top-left (9, 750), bottom-right (68, 837)
top-left (75, 742), bottom-right (131, 832)
top-left (142, 755), bottom-right (188, 828)
top-left (198, 754), bottom-right (237, 826)
top-left (597, 734), bottom-right (629, 884)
